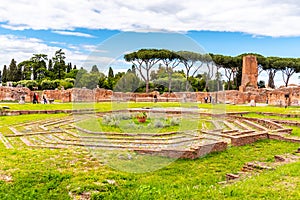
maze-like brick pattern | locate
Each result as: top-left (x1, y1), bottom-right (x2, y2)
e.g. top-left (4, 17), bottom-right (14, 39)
top-left (1, 114), bottom-right (299, 159)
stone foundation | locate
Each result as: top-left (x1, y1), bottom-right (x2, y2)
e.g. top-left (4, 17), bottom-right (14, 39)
top-left (231, 132), bottom-right (268, 146)
top-left (134, 141), bottom-right (228, 159)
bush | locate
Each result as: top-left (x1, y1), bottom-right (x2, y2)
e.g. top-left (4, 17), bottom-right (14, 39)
top-left (153, 120), bottom-right (164, 128)
top-left (170, 117), bottom-right (180, 126)
top-left (108, 119), bottom-right (120, 127)
top-left (54, 80), bottom-right (61, 88)
top-left (126, 121), bottom-right (136, 129)
top-left (102, 114), bottom-right (127, 128)
top-left (40, 79), bottom-right (58, 90)
top-left (64, 78), bottom-right (75, 85)
top-left (59, 79), bottom-right (74, 89)
top-left (17, 80), bottom-right (38, 90)
top-left (102, 115), bottom-right (111, 125)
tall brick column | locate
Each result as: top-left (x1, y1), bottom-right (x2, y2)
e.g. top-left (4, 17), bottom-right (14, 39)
top-left (239, 55), bottom-right (258, 92)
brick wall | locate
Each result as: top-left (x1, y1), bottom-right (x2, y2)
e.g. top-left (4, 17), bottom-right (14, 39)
top-left (231, 132), bottom-right (268, 146)
top-left (1, 86), bottom-right (300, 105)
top-left (134, 141), bottom-right (227, 159)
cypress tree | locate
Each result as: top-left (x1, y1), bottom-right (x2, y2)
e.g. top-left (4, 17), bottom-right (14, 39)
top-left (2, 65), bottom-right (7, 83)
top-left (16, 64), bottom-right (22, 81)
top-left (67, 62), bottom-right (72, 73)
top-left (91, 65), bottom-right (99, 74)
top-left (8, 59), bottom-right (18, 81)
top-left (108, 67), bottom-right (114, 78)
top-left (48, 59), bottom-right (53, 71)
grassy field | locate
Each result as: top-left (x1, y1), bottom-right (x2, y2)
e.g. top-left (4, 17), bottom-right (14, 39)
top-left (0, 103), bottom-right (300, 199)
top-left (76, 116), bottom-right (204, 133)
top-left (0, 102), bottom-right (183, 112)
top-left (242, 113), bottom-right (300, 121)
top-left (1, 101), bottom-right (300, 114)
top-left (0, 139), bottom-right (299, 199)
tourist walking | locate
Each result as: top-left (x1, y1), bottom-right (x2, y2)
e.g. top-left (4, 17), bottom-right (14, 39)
top-left (33, 93), bottom-right (37, 104)
top-left (43, 95), bottom-right (47, 104)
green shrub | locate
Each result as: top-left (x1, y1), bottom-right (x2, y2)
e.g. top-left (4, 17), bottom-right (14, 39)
top-left (170, 117), bottom-right (180, 126)
top-left (59, 79), bottom-right (74, 89)
top-left (40, 79), bottom-right (58, 90)
top-left (12, 82), bottom-right (18, 87)
top-left (108, 119), bottom-right (120, 127)
top-left (126, 121), bottom-right (137, 129)
top-left (153, 119), bottom-right (164, 128)
top-left (102, 115), bottom-right (111, 125)
top-left (17, 80), bottom-right (38, 90)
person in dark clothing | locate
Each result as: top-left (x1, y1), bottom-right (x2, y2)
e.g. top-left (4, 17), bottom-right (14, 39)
top-left (43, 95), bottom-right (47, 104)
top-left (33, 93), bottom-right (37, 104)
top-left (154, 94), bottom-right (158, 103)
top-left (204, 96), bottom-right (208, 103)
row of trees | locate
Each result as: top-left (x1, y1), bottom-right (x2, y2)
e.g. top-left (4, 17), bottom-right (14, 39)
top-left (212, 53), bottom-right (300, 89)
top-left (124, 49), bottom-right (215, 92)
top-left (1, 49), bottom-right (78, 84)
top-left (125, 49), bottom-right (300, 92)
top-left (1, 49), bottom-right (299, 92)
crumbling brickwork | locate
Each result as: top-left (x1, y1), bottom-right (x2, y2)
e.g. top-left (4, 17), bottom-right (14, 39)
top-left (240, 55), bottom-right (258, 92)
top-left (1, 86), bottom-right (299, 106)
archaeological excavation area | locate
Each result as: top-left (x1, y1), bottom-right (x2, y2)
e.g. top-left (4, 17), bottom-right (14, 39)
top-left (1, 107), bottom-right (300, 160)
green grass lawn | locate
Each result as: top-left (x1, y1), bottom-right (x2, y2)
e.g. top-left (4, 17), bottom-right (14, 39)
top-left (242, 113), bottom-right (300, 121)
top-left (0, 102), bottom-right (183, 112)
top-left (76, 116), bottom-right (205, 134)
top-left (1, 101), bottom-right (300, 115)
top-left (0, 139), bottom-right (299, 199)
top-left (0, 103), bottom-right (300, 199)
top-left (286, 126), bottom-right (300, 137)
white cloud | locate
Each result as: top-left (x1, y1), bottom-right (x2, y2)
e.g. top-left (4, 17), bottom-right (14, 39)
top-left (0, 35), bottom-right (54, 67)
top-left (0, 0), bottom-right (300, 37)
top-left (0, 34), bottom-right (90, 69)
top-left (52, 30), bottom-right (95, 38)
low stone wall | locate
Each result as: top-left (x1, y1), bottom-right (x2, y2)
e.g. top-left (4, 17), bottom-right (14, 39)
top-left (1, 86), bottom-right (300, 105)
top-left (134, 141), bottom-right (227, 159)
top-left (0, 109), bottom-right (95, 116)
top-left (231, 116), bottom-right (284, 130)
top-left (269, 134), bottom-right (300, 143)
top-left (231, 132), bottom-right (268, 146)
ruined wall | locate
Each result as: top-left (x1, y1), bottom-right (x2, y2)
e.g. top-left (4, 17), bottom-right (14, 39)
top-left (42, 88), bottom-right (113, 102)
top-left (231, 132), bottom-right (268, 146)
top-left (267, 86), bottom-right (300, 106)
top-left (1, 86), bottom-right (300, 106)
top-left (240, 55), bottom-right (258, 92)
top-left (0, 86), bottom-right (32, 102)
top-left (134, 141), bottom-right (227, 159)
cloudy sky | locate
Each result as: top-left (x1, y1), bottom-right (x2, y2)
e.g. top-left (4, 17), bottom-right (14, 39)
top-left (0, 0), bottom-right (300, 86)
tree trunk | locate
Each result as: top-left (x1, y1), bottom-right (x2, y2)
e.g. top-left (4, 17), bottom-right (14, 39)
top-left (268, 71), bottom-right (275, 89)
top-left (227, 80), bottom-right (231, 90)
top-left (146, 81), bottom-right (149, 93)
top-left (285, 75), bottom-right (290, 87)
top-left (186, 76), bottom-right (189, 91)
top-left (168, 72), bottom-right (172, 93)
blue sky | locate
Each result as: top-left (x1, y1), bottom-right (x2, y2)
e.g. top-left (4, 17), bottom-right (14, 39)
top-left (0, 0), bottom-right (300, 86)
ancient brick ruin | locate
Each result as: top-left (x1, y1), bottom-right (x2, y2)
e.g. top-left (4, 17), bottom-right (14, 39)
top-left (1, 108), bottom-right (299, 159)
top-left (240, 55), bottom-right (258, 92)
top-left (1, 54), bottom-right (299, 105)
top-left (0, 86), bottom-right (32, 102)
top-left (0, 85), bottom-right (299, 106)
